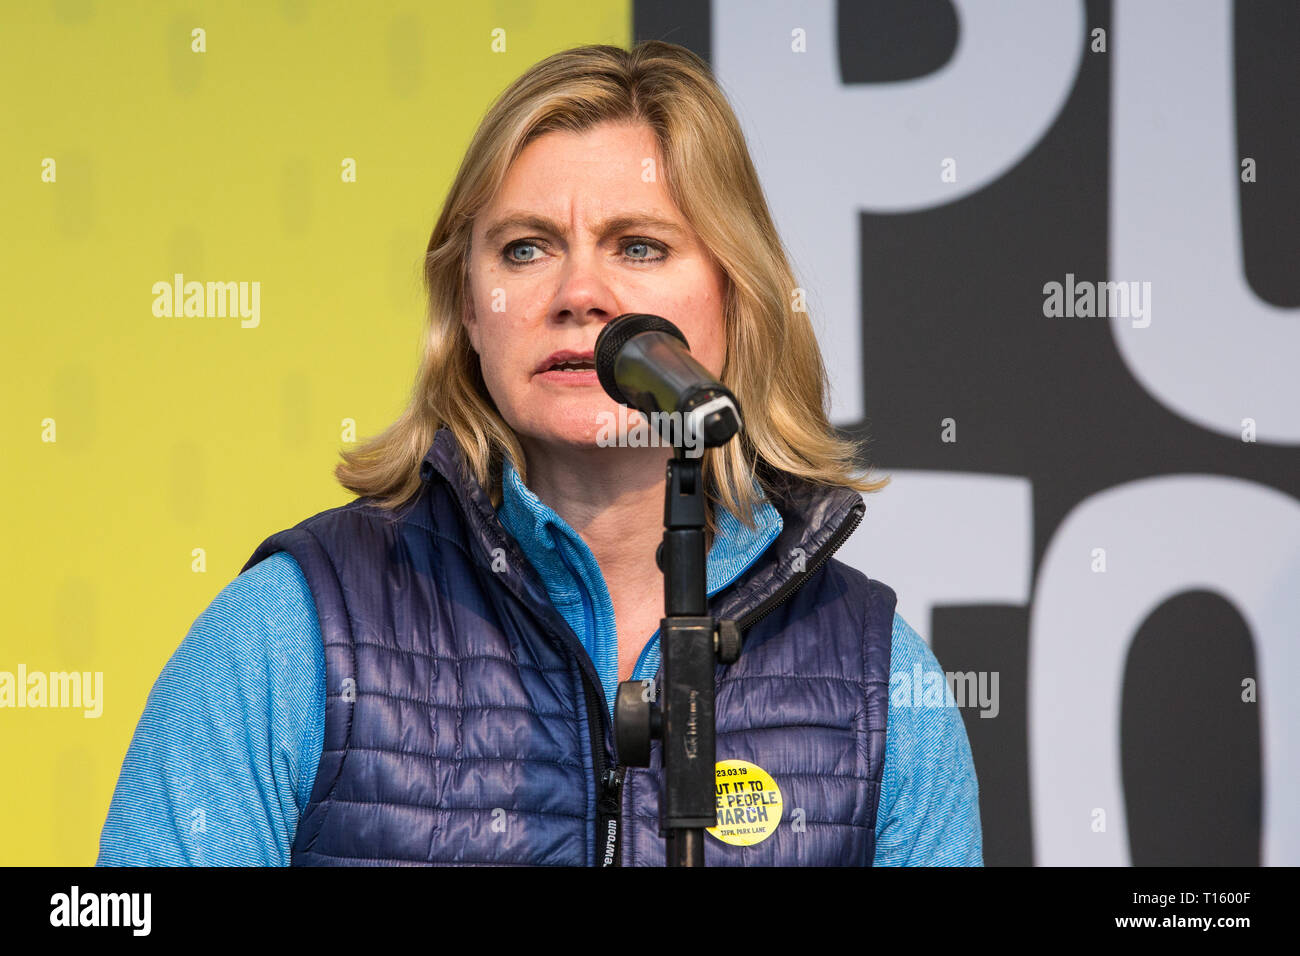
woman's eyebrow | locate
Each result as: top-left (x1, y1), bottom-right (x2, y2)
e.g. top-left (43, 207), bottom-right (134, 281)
top-left (483, 212), bottom-right (689, 245)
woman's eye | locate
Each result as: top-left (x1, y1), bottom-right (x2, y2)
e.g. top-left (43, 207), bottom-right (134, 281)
top-left (624, 239), bottom-right (668, 262)
top-left (503, 241), bottom-right (542, 264)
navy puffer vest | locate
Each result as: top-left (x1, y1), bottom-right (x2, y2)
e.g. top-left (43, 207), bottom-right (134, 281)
top-left (241, 426), bottom-right (895, 865)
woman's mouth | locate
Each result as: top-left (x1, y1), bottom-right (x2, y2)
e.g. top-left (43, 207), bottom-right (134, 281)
top-left (536, 361), bottom-right (599, 385)
top-left (535, 351), bottom-right (600, 385)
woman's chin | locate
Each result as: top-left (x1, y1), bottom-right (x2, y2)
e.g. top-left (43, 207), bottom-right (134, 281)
top-left (535, 421), bottom-right (646, 453)
top-left (552, 423), bottom-right (619, 449)
top-left (512, 400), bottom-right (668, 454)
top-left (513, 414), bottom-right (608, 450)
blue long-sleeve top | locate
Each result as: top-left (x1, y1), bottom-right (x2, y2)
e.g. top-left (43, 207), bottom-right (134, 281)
top-left (97, 461), bottom-right (982, 866)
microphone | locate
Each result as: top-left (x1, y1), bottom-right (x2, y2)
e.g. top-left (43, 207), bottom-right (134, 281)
top-left (594, 313), bottom-right (743, 449)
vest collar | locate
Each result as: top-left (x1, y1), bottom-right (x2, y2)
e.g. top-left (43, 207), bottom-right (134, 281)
top-left (418, 425), bottom-right (865, 629)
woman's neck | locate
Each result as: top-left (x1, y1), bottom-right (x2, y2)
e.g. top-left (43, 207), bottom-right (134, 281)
top-left (516, 440), bottom-right (675, 581)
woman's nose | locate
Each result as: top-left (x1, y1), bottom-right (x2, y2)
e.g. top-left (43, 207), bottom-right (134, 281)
top-left (551, 248), bottom-right (619, 323)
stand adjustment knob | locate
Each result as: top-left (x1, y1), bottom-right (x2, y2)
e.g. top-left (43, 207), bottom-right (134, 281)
top-left (715, 619), bottom-right (742, 664)
top-left (614, 679), bottom-right (661, 767)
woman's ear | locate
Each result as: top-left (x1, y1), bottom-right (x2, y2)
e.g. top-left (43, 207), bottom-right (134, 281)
top-left (461, 296), bottom-right (479, 355)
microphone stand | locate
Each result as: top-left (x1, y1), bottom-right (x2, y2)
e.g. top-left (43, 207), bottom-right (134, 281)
top-left (614, 444), bottom-right (742, 866)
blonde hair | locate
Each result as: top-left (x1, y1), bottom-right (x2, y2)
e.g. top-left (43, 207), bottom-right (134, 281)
top-left (336, 41), bottom-right (888, 540)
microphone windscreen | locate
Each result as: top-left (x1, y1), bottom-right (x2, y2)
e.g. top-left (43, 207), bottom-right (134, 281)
top-left (595, 313), bottom-right (689, 404)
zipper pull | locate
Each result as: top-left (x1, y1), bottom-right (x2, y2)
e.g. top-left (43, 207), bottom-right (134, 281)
top-left (599, 765), bottom-right (626, 810)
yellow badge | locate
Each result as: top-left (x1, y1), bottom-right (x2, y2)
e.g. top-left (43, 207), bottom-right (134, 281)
top-left (707, 759), bottom-right (783, 845)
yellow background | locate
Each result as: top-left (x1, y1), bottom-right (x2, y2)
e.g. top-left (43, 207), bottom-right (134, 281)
top-left (0, 0), bottom-right (630, 865)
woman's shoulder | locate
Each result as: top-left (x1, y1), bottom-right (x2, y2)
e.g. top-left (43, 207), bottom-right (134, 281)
top-left (186, 551), bottom-right (321, 666)
top-left (162, 551), bottom-right (324, 765)
top-left (230, 549), bottom-right (314, 607)
top-left (887, 611), bottom-right (935, 673)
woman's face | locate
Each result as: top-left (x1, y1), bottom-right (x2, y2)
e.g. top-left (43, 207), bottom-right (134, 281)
top-left (464, 120), bottom-right (728, 458)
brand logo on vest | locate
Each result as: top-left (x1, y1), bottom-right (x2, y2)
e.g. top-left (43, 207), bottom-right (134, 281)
top-left (708, 759), bottom-right (784, 846)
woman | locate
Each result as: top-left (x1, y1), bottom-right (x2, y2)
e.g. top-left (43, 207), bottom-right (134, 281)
top-left (97, 41), bottom-right (981, 866)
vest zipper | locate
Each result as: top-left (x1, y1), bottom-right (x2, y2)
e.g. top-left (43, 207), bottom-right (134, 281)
top-left (598, 765), bottom-right (627, 866)
top-left (734, 500), bottom-right (865, 634)
top-left (488, 559), bottom-right (618, 865)
top-left (542, 534), bottom-right (623, 866)
top-left (578, 674), bottom-right (615, 866)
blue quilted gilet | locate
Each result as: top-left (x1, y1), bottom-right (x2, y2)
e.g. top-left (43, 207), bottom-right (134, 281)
top-left (240, 426), bottom-right (895, 865)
